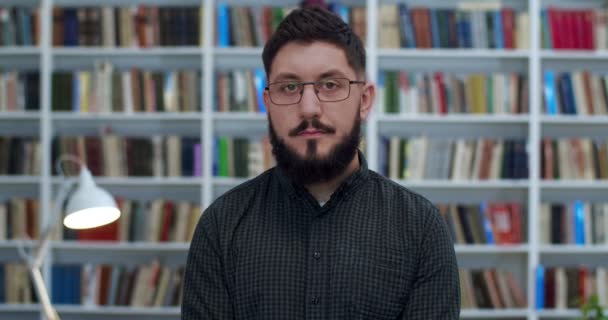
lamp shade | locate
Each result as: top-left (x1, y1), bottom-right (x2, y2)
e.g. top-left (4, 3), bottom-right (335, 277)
top-left (63, 167), bottom-right (120, 230)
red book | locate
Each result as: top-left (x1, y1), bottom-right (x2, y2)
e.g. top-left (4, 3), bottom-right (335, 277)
top-left (501, 8), bottom-right (515, 49)
top-left (433, 72), bottom-right (447, 114)
top-left (488, 203), bottom-right (512, 244)
top-left (508, 203), bottom-right (522, 243)
top-left (547, 8), bottom-right (563, 49)
top-left (582, 10), bottom-right (595, 49)
top-left (560, 10), bottom-right (575, 49)
top-left (159, 201), bottom-right (175, 242)
top-left (572, 11), bottom-right (585, 49)
top-left (579, 267), bottom-right (588, 305)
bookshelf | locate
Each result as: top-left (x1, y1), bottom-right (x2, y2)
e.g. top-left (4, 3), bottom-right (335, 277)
top-left (0, 0), bottom-right (607, 318)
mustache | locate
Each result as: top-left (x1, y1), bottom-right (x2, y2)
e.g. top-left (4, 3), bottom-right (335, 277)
top-left (288, 118), bottom-right (336, 137)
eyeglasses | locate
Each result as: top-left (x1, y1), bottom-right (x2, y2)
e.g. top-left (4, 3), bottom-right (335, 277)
top-left (265, 78), bottom-right (365, 106)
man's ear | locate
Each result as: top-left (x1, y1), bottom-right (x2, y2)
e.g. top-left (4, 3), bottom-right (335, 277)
top-left (263, 89), bottom-right (271, 109)
top-left (359, 82), bottom-right (375, 121)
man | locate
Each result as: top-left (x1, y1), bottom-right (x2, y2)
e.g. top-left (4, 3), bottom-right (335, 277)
top-left (182, 6), bottom-right (459, 320)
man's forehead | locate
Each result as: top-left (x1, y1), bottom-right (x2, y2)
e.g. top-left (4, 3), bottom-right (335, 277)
top-left (269, 41), bottom-right (354, 80)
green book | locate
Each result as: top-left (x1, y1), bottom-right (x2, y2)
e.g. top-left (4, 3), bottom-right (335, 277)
top-left (218, 138), bottom-right (230, 177)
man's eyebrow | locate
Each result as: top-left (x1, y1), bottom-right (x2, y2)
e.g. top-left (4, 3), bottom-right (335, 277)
top-left (272, 72), bottom-right (301, 82)
top-left (318, 70), bottom-right (348, 79)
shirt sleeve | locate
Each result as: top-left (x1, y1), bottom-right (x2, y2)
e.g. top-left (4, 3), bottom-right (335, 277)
top-left (182, 208), bottom-right (234, 320)
top-left (401, 205), bottom-right (461, 319)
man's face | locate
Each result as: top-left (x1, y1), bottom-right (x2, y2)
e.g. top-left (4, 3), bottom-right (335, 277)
top-left (263, 41), bottom-right (374, 184)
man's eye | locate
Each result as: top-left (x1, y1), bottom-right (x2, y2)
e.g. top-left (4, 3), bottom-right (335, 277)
top-left (321, 81), bottom-right (338, 90)
top-left (282, 83), bottom-right (299, 92)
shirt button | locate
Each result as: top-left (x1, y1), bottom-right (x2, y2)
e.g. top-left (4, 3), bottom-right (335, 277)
top-left (313, 251), bottom-right (321, 260)
top-left (312, 297), bottom-right (319, 305)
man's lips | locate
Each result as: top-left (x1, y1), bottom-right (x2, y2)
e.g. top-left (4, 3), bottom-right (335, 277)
top-left (298, 129), bottom-right (326, 136)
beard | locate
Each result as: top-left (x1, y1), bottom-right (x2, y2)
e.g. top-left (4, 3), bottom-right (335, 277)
top-left (268, 112), bottom-right (361, 186)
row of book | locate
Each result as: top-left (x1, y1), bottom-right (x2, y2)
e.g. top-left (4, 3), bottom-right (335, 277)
top-left (51, 262), bottom-right (184, 307)
top-left (382, 137), bottom-right (529, 180)
top-left (216, 4), bottom-right (366, 47)
top-left (541, 8), bottom-right (608, 50)
top-left (0, 198), bottom-right (39, 241)
top-left (379, 5), bottom-right (528, 49)
top-left (378, 71), bottom-right (528, 114)
top-left (53, 7), bottom-right (202, 47)
top-left (438, 203), bottom-right (523, 245)
top-left (52, 64), bottom-right (201, 113)
top-left (0, 263), bottom-right (35, 304)
top-left (0, 72), bottom-right (39, 112)
top-left (537, 266), bottom-right (608, 309)
top-left (541, 138), bottom-right (608, 180)
top-left (543, 70), bottom-right (608, 115)
top-left (540, 202), bottom-right (608, 245)
top-left (0, 137), bottom-right (40, 175)
top-left (214, 137), bottom-right (274, 178)
top-left (460, 268), bottom-right (526, 309)
top-left (59, 198), bottom-right (201, 244)
top-left (0, 7), bottom-right (38, 47)
top-left (215, 69), bottom-right (265, 113)
top-left (52, 136), bottom-right (201, 177)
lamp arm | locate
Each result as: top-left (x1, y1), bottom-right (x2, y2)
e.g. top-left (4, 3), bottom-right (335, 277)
top-left (18, 178), bottom-right (75, 320)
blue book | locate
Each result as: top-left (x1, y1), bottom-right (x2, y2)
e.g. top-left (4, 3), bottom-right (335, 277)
top-left (63, 9), bottom-right (78, 46)
top-left (217, 4), bottom-right (231, 47)
top-left (17, 8), bottom-right (33, 46)
top-left (543, 71), bottom-right (558, 115)
top-left (399, 4), bottom-right (416, 48)
top-left (562, 73), bottom-right (577, 115)
top-left (254, 68), bottom-right (266, 113)
top-left (213, 137), bottom-right (219, 176)
top-left (574, 200), bottom-right (586, 245)
top-left (51, 265), bottom-right (62, 304)
top-left (494, 11), bottom-right (503, 49)
top-left (462, 12), bottom-right (472, 48)
top-left (329, 3), bottom-right (349, 24)
top-left (430, 9), bottom-right (440, 48)
top-left (536, 265), bottom-right (545, 309)
top-left (479, 203), bottom-right (495, 244)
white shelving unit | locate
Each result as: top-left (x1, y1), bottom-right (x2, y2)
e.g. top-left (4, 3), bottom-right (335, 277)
top-left (0, 0), bottom-right (607, 319)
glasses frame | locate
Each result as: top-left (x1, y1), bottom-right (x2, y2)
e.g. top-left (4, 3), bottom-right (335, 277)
top-left (264, 77), bottom-right (366, 106)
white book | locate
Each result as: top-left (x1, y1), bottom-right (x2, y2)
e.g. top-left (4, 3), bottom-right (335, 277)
top-left (598, 268), bottom-right (607, 307)
top-left (388, 137), bottom-right (401, 180)
top-left (152, 135), bottom-right (164, 177)
top-left (470, 138), bottom-right (484, 180)
top-left (102, 6), bottom-right (115, 47)
top-left (173, 201), bottom-right (191, 242)
top-left (121, 71), bottom-right (134, 114)
top-left (539, 203), bottom-right (550, 244)
top-left (556, 267), bottom-right (567, 309)
top-left (0, 204), bottom-right (6, 240)
top-left (489, 139), bottom-right (504, 179)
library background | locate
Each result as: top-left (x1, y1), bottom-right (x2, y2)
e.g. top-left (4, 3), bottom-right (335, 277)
top-left (0, 0), bottom-right (607, 319)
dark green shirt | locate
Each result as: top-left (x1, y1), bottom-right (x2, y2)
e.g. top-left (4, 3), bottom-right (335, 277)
top-left (182, 151), bottom-right (460, 319)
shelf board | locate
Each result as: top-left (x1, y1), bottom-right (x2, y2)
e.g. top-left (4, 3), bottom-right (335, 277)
top-left (53, 47), bottom-right (203, 56)
top-left (54, 0), bottom-right (201, 5)
top-left (52, 177), bottom-right (202, 202)
top-left (536, 309), bottom-right (580, 318)
top-left (540, 180), bottom-right (608, 202)
top-left (541, 50), bottom-right (608, 60)
top-left (55, 306), bottom-right (180, 320)
top-left (0, 240), bottom-right (35, 262)
top-left (460, 308), bottom-right (529, 318)
top-left (213, 47), bottom-right (264, 69)
top-left (455, 245), bottom-right (529, 269)
top-left (541, 115), bottom-right (608, 138)
top-left (376, 114), bottom-right (529, 139)
top-left (378, 49), bottom-right (529, 59)
top-left (0, 175), bottom-right (39, 184)
top-left (52, 112), bottom-right (202, 137)
top-left (540, 245), bottom-right (608, 267)
top-left (0, 47), bottom-right (40, 56)
top-left (0, 112), bottom-right (40, 135)
top-left (213, 112), bottom-right (267, 136)
top-left (0, 304), bottom-right (40, 320)
top-left (397, 179), bottom-right (529, 203)
top-left (53, 47), bottom-right (202, 70)
top-left (0, 176), bottom-right (39, 198)
top-left (52, 242), bottom-right (188, 266)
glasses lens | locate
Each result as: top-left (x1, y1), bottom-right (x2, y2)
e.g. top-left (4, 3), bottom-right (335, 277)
top-left (315, 78), bottom-right (350, 102)
top-left (268, 81), bottom-right (302, 105)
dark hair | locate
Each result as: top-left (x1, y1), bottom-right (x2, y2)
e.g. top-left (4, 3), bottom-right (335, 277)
top-left (262, 6), bottom-right (366, 79)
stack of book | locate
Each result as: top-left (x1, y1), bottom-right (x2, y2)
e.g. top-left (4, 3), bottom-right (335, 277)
top-left (539, 201), bottom-right (608, 245)
top-left (536, 266), bottom-right (608, 309)
top-left (0, 71), bottom-right (39, 112)
top-left (0, 263), bottom-right (35, 304)
top-left (541, 7), bottom-right (608, 50)
top-left (0, 198), bottom-right (39, 241)
top-left (215, 69), bottom-right (266, 113)
top-left (0, 7), bottom-right (39, 46)
top-left (460, 268), bottom-right (527, 309)
top-left (543, 70), bottom-right (608, 115)
top-left (214, 136), bottom-right (274, 178)
top-left (0, 137), bottom-right (41, 175)
top-left (541, 138), bottom-right (608, 180)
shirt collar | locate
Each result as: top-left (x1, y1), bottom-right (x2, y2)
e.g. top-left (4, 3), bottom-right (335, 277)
top-left (274, 149), bottom-right (369, 211)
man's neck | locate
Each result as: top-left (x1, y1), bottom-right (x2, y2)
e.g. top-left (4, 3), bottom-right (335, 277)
top-left (304, 153), bottom-right (360, 204)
